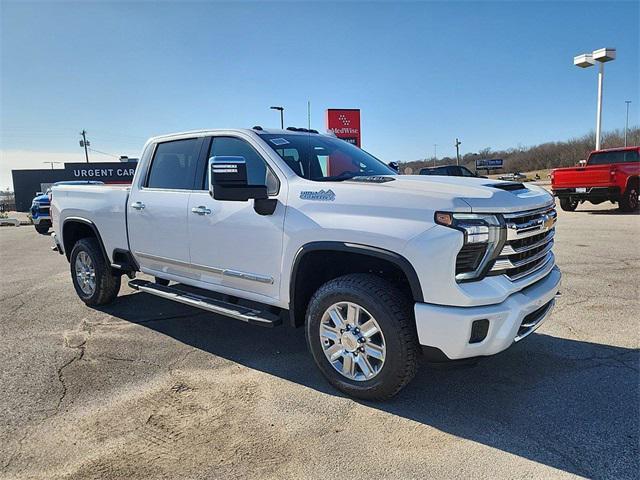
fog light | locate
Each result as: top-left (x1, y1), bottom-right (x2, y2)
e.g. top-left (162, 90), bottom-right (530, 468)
top-left (469, 319), bottom-right (489, 344)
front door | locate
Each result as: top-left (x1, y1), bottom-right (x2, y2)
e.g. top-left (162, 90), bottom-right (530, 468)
top-left (128, 137), bottom-right (202, 277)
top-left (187, 135), bottom-right (285, 301)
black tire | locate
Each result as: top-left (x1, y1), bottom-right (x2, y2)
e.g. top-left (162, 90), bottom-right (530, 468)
top-left (560, 197), bottom-right (578, 212)
top-left (305, 274), bottom-right (419, 400)
top-left (35, 223), bottom-right (50, 235)
top-left (155, 277), bottom-right (170, 286)
top-left (70, 237), bottom-right (121, 306)
top-left (619, 184), bottom-right (639, 212)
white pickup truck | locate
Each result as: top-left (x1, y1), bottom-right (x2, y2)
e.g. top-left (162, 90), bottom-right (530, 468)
top-left (51, 127), bottom-right (561, 399)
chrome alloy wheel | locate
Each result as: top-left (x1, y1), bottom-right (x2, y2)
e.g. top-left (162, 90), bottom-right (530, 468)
top-left (319, 302), bottom-right (386, 381)
top-left (75, 251), bottom-right (96, 296)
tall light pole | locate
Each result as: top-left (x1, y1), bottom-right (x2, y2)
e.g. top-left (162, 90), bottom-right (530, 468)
top-left (574, 48), bottom-right (616, 151)
top-left (43, 161), bottom-right (63, 170)
top-left (433, 144), bottom-right (438, 167)
top-left (625, 100), bottom-right (631, 147)
top-left (270, 106), bottom-right (284, 129)
top-left (455, 138), bottom-right (462, 166)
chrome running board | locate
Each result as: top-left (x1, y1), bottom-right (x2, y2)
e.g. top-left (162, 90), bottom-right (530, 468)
top-left (128, 279), bottom-right (281, 327)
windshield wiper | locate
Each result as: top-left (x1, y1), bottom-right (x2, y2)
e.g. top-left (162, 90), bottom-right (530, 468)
top-left (316, 171), bottom-right (362, 182)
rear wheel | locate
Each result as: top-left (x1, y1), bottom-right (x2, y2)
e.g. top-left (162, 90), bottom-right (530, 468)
top-left (70, 238), bottom-right (121, 306)
top-left (560, 197), bottom-right (578, 211)
top-left (619, 185), bottom-right (639, 212)
top-left (305, 274), bottom-right (419, 400)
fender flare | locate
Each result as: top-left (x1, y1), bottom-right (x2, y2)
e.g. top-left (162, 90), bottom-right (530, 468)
top-left (61, 217), bottom-right (109, 264)
top-left (288, 241), bottom-right (424, 326)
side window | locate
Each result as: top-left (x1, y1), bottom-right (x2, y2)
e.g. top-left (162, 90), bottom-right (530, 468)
top-left (461, 167), bottom-right (475, 177)
top-left (624, 150), bottom-right (639, 163)
top-left (146, 139), bottom-right (200, 189)
top-left (208, 137), bottom-right (278, 194)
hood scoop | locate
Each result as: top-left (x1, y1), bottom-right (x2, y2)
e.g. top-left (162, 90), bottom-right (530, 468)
top-left (349, 176), bottom-right (396, 183)
top-left (486, 182), bottom-right (526, 191)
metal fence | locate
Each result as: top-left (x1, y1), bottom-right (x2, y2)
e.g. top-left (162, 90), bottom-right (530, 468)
top-left (0, 203), bottom-right (17, 213)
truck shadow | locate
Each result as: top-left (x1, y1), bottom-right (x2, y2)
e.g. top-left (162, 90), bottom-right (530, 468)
top-left (577, 207), bottom-right (639, 215)
top-left (99, 292), bottom-right (639, 479)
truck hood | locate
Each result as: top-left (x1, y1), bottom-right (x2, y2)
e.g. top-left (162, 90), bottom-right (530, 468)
top-left (345, 175), bottom-right (554, 213)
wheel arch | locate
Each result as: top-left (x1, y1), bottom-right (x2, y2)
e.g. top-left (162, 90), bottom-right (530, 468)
top-left (288, 241), bottom-right (423, 327)
top-left (61, 217), bottom-right (109, 264)
top-left (625, 175), bottom-right (639, 191)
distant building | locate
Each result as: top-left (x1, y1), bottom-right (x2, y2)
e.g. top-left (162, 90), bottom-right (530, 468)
top-left (11, 160), bottom-right (138, 211)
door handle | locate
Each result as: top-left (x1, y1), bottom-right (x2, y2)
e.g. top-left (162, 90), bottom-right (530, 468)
top-left (131, 202), bottom-right (145, 210)
top-left (191, 206), bottom-right (212, 215)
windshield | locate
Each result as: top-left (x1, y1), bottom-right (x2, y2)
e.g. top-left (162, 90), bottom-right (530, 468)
top-left (588, 150), bottom-right (639, 165)
top-left (258, 133), bottom-right (396, 181)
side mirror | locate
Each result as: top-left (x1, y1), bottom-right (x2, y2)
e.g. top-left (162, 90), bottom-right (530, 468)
top-left (388, 161), bottom-right (399, 172)
top-left (210, 156), bottom-right (267, 201)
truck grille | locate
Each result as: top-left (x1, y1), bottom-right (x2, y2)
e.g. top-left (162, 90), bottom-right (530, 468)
top-left (489, 204), bottom-right (557, 281)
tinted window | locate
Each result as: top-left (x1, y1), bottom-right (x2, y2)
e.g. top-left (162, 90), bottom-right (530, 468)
top-left (259, 134), bottom-right (395, 181)
top-left (589, 150), bottom-right (639, 165)
top-left (207, 137), bottom-right (278, 193)
top-left (147, 139), bottom-right (200, 189)
top-left (460, 167), bottom-right (476, 177)
top-left (420, 167), bottom-right (448, 175)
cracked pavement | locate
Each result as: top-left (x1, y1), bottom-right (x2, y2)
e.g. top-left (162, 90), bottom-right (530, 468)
top-left (0, 201), bottom-right (638, 479)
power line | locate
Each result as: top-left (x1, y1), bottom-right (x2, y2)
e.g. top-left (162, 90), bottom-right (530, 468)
top-left (88, 147), bottom-right (120, 158)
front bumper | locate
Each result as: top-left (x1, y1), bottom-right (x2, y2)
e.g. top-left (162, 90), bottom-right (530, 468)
top-left (414, 266), bottom-right (561, 360)
top-left (32, 214), bottom-right (51, 225)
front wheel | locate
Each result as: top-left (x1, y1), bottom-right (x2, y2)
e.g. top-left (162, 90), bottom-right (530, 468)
top-left (305, 274), bottom-right (419, 400)
top-left (560, 197), bottom-right (578, 211)
top-left (619, 185), bottom-right (639, 212)
top-left (70, 238), bottom-right (121, 306)
top-left (35, 223), bottom-right (50, 235)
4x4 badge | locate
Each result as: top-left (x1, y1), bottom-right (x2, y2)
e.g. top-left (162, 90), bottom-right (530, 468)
top-left (300, 189), bottom-right (336, 201)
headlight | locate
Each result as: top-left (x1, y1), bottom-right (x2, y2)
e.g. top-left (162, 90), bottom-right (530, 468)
top-left (435, 212), bottom-right (506, 282)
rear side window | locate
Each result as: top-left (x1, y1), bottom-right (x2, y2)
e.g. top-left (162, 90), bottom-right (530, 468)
top-left (146, 139), bottom-right (200, 189)
top-left (589, 150), bottom-right (639, 165)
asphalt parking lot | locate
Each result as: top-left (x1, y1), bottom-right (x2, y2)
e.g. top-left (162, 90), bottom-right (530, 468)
top-left (0, 201), bottom-right (638, 480)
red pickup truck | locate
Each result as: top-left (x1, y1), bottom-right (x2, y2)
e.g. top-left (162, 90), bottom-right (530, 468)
top-left (551, 146), bottom-right (639, 212)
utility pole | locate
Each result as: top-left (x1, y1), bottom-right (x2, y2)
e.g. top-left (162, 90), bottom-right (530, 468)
top-left (625, 100), bottom-right (631, 147)
top-left (79, 130), bottom-right (90, 163)
top-left (307, 101), bottom-right (311, 130)
top-left (433, 144), bottom-right (438, 167)
top-left (455, 138), bottom-right (462, 166)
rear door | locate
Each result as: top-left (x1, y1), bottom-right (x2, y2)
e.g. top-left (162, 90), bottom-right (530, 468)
top-left (128, 137), bottom-right (203, 276)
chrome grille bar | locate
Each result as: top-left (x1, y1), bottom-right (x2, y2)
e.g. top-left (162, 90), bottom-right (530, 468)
top-left (490, 204), bottom-right (557, 281)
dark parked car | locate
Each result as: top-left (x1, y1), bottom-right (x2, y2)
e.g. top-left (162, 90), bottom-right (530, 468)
top-left (419, 165), bottom-right (484, 177)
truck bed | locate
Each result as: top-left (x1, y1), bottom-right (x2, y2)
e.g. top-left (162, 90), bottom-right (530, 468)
top-left (552, 165), bottom-right (611, 188)
top-left (51, 184), bottom-right (131, 262)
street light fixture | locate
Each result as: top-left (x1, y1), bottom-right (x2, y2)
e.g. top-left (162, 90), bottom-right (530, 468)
top-left (574, 47), bottom-right (616, 150)
top-left (270, 106), bottom-right (284, 129)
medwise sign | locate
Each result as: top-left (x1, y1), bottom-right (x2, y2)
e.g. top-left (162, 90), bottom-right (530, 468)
top-left (326, 109), bottom-right (361, 147)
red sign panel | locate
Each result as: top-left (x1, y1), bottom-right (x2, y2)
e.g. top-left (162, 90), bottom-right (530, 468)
top-left (326, 109), bottom-right (361, 147)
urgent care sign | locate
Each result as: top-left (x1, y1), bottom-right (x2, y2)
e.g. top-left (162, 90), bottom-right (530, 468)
top-left (326, 109), bottom-right (361, 147)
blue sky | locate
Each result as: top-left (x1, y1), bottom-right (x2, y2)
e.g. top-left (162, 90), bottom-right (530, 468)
top-left (1, 0), bottom-right (638, 189)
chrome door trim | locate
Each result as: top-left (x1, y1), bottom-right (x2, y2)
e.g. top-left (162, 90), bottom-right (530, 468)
top-left (134, 252), bottom-right (273, 284)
